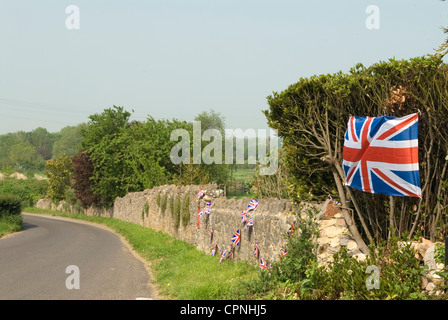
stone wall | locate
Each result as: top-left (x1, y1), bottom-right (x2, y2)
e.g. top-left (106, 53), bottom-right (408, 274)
top-left (35, 184), bottom-right (361, 265)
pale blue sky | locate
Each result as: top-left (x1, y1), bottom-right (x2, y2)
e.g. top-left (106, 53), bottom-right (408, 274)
top-left (0, 0), bottom-right (447, 134)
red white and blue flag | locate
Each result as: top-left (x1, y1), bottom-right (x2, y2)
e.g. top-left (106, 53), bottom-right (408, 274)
top-left (246, 217), bottom-right (253, 229)
top-left (259, 257), bottom-right (267, 270)
top-left (219, 250), bottom-right (226, 263)
top-left (280, 248), bottom-right (287, 258)
top-left (254, 239), bottom-right (259, 258)
top-left (343, 113), bottom-right (421, 197)
top-left (248, 200), bottom-right (260, 211)
top-left (241, 210), bottom-right (248, 223)
top-left (198, 207), bottom-right (211, 216)
top-left (231, 228), bottom-right (241, 246)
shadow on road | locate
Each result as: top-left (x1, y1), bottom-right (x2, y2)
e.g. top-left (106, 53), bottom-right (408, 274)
top-left (21, 221), bottom-right (38, 231)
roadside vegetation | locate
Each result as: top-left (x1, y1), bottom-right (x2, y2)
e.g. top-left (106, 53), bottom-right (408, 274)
top-left (0, 194), bottom-right (22, 238)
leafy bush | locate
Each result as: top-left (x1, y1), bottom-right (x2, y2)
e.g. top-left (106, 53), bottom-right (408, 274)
top-left (264, 56), bottom-right (448, 243)
top-left (303, 238), bottom-right (427, 300)
top-left (0, 177), bottom-right (48, 207)
top-left (237, 206), bottom-right (430, 300)
top-left (238, 206), bottom-right (319, 298)
top-left (0, 194), bottom-right (22, 218)
top-left (45, 154), bottom-right (73, 203)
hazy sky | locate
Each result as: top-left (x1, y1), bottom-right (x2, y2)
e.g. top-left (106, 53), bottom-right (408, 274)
top-left (0, 0), bottom-right (447, 135)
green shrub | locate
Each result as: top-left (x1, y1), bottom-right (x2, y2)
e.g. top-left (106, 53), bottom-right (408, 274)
top-left (0, 177), bottom-right (48, 207)
top-left (0, 194), bottom-right (22, 218)
top-left (300, 237), bottom-right (427, 300)
top-left (0, 214), bottom-right (23, 237)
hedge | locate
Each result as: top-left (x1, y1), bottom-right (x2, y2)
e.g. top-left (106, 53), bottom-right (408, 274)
top-left (0, 194), bottom-right (22, 218)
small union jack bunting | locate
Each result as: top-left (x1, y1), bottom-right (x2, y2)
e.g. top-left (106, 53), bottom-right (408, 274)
top-left (231, 228), bottom-right (241, 246)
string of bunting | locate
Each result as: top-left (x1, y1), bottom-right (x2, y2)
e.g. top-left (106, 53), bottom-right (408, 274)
top-left (197, 193), bottom-right (296, 270)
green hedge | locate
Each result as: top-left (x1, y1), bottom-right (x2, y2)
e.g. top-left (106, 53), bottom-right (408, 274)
top-left (0, 194), bottom-right (22, 218)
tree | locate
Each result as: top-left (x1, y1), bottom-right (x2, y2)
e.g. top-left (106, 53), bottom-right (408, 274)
top-left (264, 55), bottom-right (448, 253)
top-left (26, 127), bottom-right (55, 160)
top-left (0, 132), bottom-right (45, 171)
top-left (45, 154), bottom-right (73, 203)
top-left (71, 150), bottom-right (102, 208)
top-left (193, 109), bottom-right (229, 185)
top-left (52, 124), bottom-right (86, 158)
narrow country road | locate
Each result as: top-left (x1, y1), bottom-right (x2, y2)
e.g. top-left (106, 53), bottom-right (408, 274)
top-left (0, 213), bottom-right (155, 300)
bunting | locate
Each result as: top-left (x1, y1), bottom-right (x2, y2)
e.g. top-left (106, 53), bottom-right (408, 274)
top-left (212, 199), bottom-right (294, 269)
top-left (231, 228), bottom-right (241, 246)
top-left (254, 239), bottom-right (259, 258)
top-left (259, 257), bottom-right (267, 270)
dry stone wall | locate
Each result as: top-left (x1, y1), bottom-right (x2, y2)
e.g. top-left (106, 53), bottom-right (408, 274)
top-left (35, 184), bottom-right (361, 265)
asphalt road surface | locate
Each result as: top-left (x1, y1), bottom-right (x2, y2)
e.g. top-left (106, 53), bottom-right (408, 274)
top-left (0, 213), bottom-right (156, 300)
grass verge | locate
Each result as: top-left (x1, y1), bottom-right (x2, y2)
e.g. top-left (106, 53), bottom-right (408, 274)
top-left (22, 207), bottom-right (258, 300)
top-left (0, 214), bottom-right (23, 238)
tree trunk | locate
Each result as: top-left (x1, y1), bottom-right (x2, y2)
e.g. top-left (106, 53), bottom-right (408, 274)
top-left (332, 169), bottom-right (370, 255)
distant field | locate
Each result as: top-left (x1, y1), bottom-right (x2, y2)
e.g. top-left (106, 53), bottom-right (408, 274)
top-left (229, 165), bottom-right (256, 183)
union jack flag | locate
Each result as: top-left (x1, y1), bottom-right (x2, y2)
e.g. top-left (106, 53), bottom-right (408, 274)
top-left (254, 239), bottom-right (259, 258)
top-left (329, 195), bottom-right (341, 206)
top-left (219, 250), bottom-right (226, 263)
top-left (248, 200), bottom-right (260, 211)
top-left (227, 245), bottom-right (233, 260)
top-left (269, 258), bottom-right (274, 270)
top-left (231, 228), bottom-right (241, 246)
top-left (343, 113), bottom-right (421, 197)
top-left (198, 207), bottom-right (210, 216)
top-left (246, 217), bottom-right (253, 229)
top-left (259, 257), bottom-right (267, 270)
top-left (280, 248), bottom-right (287, 258)
top-left (211, 243), bottom-right (217, 256)
top-left (198, 190), bottom-right (205, 199)
top-left (241, 210), bottom-right (248, 223)
top-left (287, 219), bottom-right (296, 236)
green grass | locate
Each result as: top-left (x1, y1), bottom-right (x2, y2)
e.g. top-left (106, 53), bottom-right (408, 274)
top-left (22, 207), bottom-right (258, 300)
top-left (0, 214), bottom-right (23, 238)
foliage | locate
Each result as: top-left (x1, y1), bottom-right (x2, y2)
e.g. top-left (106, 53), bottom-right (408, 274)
top-left (264, 55), bottom-right (448, 245)
top-left (238, 206), bottom-right (320, 298)
top-left (193, 109), bottom-right (230, 185)
top-left (302, 238), bottom-right (427, 300)
top-left (79, 106), bottom-right (194, 206)
top-left (0, 177), bottom-right (48, 207)
top-left (250, 147), bottom-right (291, 199)
top-left (52, 124), bottom-right (85, 158)
top-left (0, 194), bottom-right (22, 218)
top-left (71, 150), bottom-right (102, 208)
top-left (236, 206), bottom-right (429, 300)
top-left (0, 132), bottom-right (45, 171)
top-left (434, 243), bottom-right (445, 265)
top-left (0, 214), bottom-right (23, 237)
top-left (0, 125), bottom-right (83, 173)
top-left (45, 154), bottom-right (74, 203)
